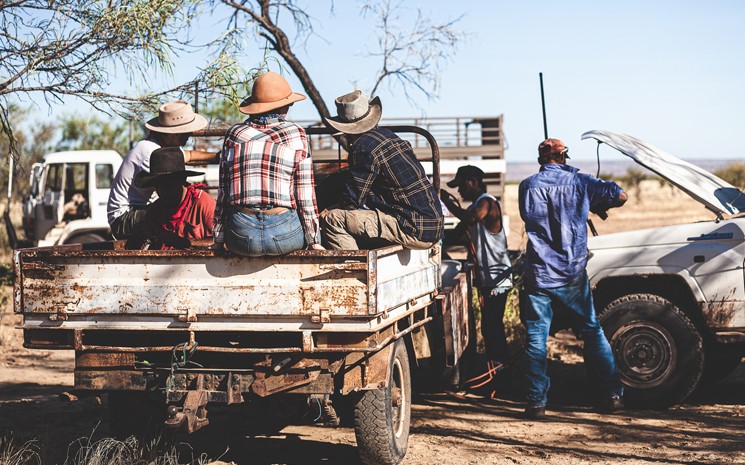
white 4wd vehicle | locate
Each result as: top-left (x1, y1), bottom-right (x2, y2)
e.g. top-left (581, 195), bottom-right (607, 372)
top-left (21, 150), bottom-right (122, 246)
top-left (582, 130), bottom-right (745, 408)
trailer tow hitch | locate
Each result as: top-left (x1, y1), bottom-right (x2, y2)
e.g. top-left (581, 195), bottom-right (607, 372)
top-left (165, 373), bottom-right (210, 433)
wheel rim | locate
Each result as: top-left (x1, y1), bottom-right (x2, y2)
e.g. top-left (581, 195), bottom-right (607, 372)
top-left (610, 321), bottom-right (677, 389)
top-left (391, 357), bottom-right (407, 439)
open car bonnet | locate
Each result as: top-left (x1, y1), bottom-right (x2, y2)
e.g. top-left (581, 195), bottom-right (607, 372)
top-left (581, 130), bottom-right (745, 217)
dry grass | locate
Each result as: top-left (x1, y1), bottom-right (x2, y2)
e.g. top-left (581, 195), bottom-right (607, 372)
top-left (0, 436), bottom-right (40, 465)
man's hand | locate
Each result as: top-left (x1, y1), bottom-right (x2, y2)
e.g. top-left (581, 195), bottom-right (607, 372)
top-left (308, 243), bottom-right (326, 251)
top-left (440, 189), bottom-right (459, 209)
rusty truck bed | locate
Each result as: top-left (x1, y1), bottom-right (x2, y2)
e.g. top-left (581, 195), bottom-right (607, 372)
top-left (15, 241), bottom-right (442, 353)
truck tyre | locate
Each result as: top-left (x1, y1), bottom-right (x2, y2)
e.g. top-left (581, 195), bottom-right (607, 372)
top-left (66, 233), bottom-right (106, 244)
top-left (700, 345), bottom-right (743, 385)
top-left (354, 339), bottom-right (411, 465)
top-left (598, 293), bottom-right (704, 408)
top-left (108, 391), bottom-right (166, 440)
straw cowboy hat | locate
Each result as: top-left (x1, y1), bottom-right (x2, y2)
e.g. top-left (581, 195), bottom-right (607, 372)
top-left (135, 147), bottom-right (204, 188)
top-left (239, 72), bottom-right (306, 115)
top-left (144, 100), bottom-right (208, 134)
top-left (323, 90), bottom-right (382, 135)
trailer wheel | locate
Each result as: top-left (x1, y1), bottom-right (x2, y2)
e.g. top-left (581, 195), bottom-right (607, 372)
top-left (354, 339), bottom-right (411, 465)
top-left (108, 391), bottom-right (166, 440)
top-left (599, 294), bottom-right (704, 408)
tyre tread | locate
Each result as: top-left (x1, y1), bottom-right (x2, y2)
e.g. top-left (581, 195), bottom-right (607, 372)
top-left (600, 293), bottom-right (704, 408)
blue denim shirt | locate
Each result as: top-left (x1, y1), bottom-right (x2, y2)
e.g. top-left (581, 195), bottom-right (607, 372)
top-left (518, 164), bottom-right (624, 289)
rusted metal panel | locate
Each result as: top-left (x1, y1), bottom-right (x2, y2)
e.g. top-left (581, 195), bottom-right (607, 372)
top-left (18, 244), bottom-right (439, 322)
top-left (20, 253), bottom-right (370, 317)
top-left (439, 271), bottom-right (471, 366)
top-left (75, 369), bottom-right (152, 390)
top-left (75, 352), bottom-right (135, 368)
top-left (13, 249), bottom-right (22, 314)
top-left (341, 327), bottom-right (395, 394)
top-left (374, 246), bottom-right (440, 315)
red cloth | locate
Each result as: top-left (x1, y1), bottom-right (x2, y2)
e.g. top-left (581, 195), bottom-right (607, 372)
top-left (147, 184), bottom-right (216, 245)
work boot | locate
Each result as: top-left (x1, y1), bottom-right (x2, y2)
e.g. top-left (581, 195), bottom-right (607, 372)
top-left (599, 395), bottom-right (624, 413)
top-left (524, 405), bottom-right (546, 420)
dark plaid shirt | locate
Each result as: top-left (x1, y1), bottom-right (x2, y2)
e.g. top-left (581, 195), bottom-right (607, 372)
top-left (341, 128), bottom-right (444, 243)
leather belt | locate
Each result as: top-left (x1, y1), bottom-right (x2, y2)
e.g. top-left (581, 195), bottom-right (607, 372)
top-left (239, 206), bottom-right (289, 215)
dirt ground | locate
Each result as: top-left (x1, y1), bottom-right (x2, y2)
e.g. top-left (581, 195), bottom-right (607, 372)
top-left (1, 312), bottom-right (743, 465)
top-left (1, 180), bottom-right (743, 464)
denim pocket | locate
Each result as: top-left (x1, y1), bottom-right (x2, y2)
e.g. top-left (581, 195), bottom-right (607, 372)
top-left (272, 226), bottom-right (304, 254)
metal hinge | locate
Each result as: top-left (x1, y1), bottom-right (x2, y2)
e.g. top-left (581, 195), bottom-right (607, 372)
top-left (311, 308), bottom-right (331, 324)
top-left (177, 306), bottom-right (197, 323)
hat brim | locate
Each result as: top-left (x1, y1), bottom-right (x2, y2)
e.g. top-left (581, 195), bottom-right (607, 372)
top-left (239, 92), bottom-right (306, 115)
top-left (323, 96), bottom-right (382, 135)
top-left (144, 113), bottom-right (208, 134)
top-left (135, 169), bottom-right (205, 188)
top-left (446, 177), bottom-right (464, 188)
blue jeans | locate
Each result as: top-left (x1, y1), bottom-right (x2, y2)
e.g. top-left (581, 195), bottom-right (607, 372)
top-left (523, 272), bottom-right (623, 407)
top-left (225, 209), bottom-right (305, 257)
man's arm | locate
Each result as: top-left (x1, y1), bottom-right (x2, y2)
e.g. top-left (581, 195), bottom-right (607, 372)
top-left (588, 177), bottom-right (628, 212)
top-left (341, 149), bottom-right (378, 209)
top-left (184, 149), bottom-right (220, 164)
top-left (440, 190), bottom-right (489, 226)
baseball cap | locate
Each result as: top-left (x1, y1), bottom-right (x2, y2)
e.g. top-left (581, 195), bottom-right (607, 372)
top-left (447, 165), bottom-right (485, 188)
top-left (538, 138), bottom-right (569, 159)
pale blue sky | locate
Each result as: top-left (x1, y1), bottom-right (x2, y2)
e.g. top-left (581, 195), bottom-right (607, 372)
top-left (33, 0), bottom-right (745, 162)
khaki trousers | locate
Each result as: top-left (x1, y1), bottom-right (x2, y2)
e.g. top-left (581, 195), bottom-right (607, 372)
top-left (322, 208), bottom-right (435, 250)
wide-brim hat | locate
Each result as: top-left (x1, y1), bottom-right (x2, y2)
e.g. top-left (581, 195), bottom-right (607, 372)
top-left (323, 90), bottom-right (382, 135)
top-left (135, 147), bottom-right (204, 188)
top-left (144, 100), bottom-right (208, 134)
top-left (239, 71), bottom-right (307, 115)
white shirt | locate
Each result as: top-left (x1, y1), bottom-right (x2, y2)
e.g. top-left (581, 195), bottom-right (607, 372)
top-left (107, 139), bottom-right (160, 224)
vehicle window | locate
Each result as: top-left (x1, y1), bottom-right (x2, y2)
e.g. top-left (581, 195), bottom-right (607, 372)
top-left (29, 166), bottom-right (41, 197)
top-left (46, 164), bottom-right (63, 192)
top-left (66, 163), bottom-right (88, 191)
top-left (95, 164), bottom-right (113, 189)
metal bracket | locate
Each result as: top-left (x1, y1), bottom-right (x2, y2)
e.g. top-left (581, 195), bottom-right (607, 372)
top-left (177, 306), bottom-right (197, 323)
top-left (311, 307), bottom-right (331, 324)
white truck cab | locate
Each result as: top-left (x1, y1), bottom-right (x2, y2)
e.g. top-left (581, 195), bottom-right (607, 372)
top-left (581, 130), bottom-right (745, 408)
top-left (23, 150), bottom-right (122, 246)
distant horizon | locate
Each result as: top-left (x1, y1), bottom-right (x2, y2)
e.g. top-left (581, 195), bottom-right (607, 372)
top-left (504, 157), bottom-right (739, 183)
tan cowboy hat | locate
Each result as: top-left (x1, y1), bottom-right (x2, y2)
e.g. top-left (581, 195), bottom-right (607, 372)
top-left (144, 100), bottom-right (208, 134)
top-left (323, 90), bottom-right (382, 135)
top-left (239, 72), bottom-right (307, 115)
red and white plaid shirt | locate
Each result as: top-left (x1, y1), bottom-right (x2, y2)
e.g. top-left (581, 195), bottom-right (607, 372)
top-left (214, 117), bottom-right (320, 245)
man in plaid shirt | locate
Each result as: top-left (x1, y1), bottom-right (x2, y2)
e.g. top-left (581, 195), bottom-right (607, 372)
top-left (322, 91), bottom-right (443, 250)
top-left (214, 72), bottom-right (324, 256)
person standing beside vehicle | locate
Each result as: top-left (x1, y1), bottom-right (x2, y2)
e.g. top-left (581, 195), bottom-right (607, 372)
top-left (321, 90), bottom-right (444, 250)
top-left (107, 100), bottom-right (216, 240)
top-left (518, 138), bottom-right (628, 419)
top-left (440, 165), bottom-right (513, 377)
top-left (213, 71), bottom-right (324, 256)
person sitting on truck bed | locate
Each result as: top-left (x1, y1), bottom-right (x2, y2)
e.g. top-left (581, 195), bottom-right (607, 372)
top-left (321, 90), bottom-right (444, 250)
top-left (518, 138), bottom-right (628, 420)
top-left (440, 165), bottom-right (513, 383)
top-left (127, 147), bottom-right (216, 250)
top-left (107, 100), bottom-right (218, 240)
top-left (213, 71), bottom-right (325, 256)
